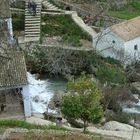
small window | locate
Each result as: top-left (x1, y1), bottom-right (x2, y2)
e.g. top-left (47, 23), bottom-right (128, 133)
top-left (134, 45), bottom-right (138, 50)
top-left (112, 40), bottom-right (115, 43)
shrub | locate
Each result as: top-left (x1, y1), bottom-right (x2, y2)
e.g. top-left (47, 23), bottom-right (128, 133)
top-left (12, 14), bottom-right (25, 31)
top-left (96, 63), bottom-right (126, 85)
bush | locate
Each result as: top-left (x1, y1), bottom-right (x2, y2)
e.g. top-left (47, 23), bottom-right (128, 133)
top-left (12, 14), bottom-right (24, 31)
top-left (96, 63), bottom-right (126, 85)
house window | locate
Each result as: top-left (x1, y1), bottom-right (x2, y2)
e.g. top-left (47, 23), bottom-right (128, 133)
top-left (112, 40), bottom-right (115, 43)
top-left (134, 45), bottom-right (138, 50)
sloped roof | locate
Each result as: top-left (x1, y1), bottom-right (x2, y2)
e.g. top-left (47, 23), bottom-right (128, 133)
top-left (111, 16), bottom-right (140, 41)
top-left (0, 51), bottom-right (27, 89)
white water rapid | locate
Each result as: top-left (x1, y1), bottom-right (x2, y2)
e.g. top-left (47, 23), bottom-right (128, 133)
top-left (24, 72), bottom-right (54, 113)
top-left (123, 101), bottom-right (140, 114)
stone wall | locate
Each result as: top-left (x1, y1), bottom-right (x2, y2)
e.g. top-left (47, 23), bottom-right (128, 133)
top-left (0, 89), bottom-right (24, 118)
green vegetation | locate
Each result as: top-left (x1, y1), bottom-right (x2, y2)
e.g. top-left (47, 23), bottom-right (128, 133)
top-left (109, 0), bottom-right (140, 19)
top-left (12, 14), bottom-right (25, 31)
top-left (0, 119), bottom-right (67, 131)
top-left (61, 73), bottom-right (103, 132)
top-left (110, 11), bottom-right (140, 20)
top-left (90, 55), bottom-right (126, 85)
top-left (97, 63), bottom-right (126, 84)
top-left (41, 15), bottom-right (91, 47)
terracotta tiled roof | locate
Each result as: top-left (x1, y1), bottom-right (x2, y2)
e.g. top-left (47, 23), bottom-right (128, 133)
top-left (0, 51), bottom-right (27, 89)
top-left (111, 16), bottom-right (140, 41)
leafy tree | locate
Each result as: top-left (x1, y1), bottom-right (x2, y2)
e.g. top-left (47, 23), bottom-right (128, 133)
top-left (61, 73), bottom-right (103, 132)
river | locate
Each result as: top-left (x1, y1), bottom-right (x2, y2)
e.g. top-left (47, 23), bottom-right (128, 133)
top-left (25, 72), bottom-right (140, 115)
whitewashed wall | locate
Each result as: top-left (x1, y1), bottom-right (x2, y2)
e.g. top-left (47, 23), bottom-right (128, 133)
top-left (92, 28), bottom-right (125, 60)
top-left (124, 36), bottom-right (140, 62)
top-left (22, 85), bottom-right (32, 117)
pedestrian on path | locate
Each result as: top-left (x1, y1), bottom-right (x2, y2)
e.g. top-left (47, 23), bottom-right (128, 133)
top-left (32, 1), bottom-right (37, 16)
top-left (28, 0), bottom-right (32, 14)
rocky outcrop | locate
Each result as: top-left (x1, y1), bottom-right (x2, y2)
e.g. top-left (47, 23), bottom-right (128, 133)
top-left (102, 121), bottom-right (134, 131)
top-left (131, 82), bottom-right (140, 95)
top-left (48, 91), bottom-right (65, 110)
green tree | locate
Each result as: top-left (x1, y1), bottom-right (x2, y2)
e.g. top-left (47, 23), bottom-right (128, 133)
top-left (61, 73), bottom-right (103, 132)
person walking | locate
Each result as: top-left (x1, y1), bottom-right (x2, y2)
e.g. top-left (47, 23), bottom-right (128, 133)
top-left (32, 1), bottom-right (37, 16)
top-left (28, 0), bottom-right (32, 14)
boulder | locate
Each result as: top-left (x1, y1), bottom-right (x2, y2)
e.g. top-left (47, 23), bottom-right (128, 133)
top-left (67, 119), bottom-right (87, 128)
top-left (102, 121), bottom-right (134, 132)
top-left (131, 82), bottom-right (140, 95)
top-left (127, 72), bottom-right (140, 82)
top-left (48, 91), bottom-right (65, 110)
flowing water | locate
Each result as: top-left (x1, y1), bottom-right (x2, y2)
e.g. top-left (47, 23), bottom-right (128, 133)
top-left (123, 101), bottom-right (140, 115)
top-left (25, 72), bottom-right (67, 113)
top-left (25, 73), bottom-right (140, 115)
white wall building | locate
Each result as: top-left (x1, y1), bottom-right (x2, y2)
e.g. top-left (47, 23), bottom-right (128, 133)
top-left (93, 16), bottom-right (140, 64)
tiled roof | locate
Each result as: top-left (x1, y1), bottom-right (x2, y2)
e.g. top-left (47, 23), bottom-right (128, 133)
top-left (0, 51), bottom-right (27, 89)
top-left (111, 16), bottom-right (140, 41)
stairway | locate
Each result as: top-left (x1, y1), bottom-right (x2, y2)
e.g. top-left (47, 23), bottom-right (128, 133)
top-left (25, 0), bottom-right (42, 43)
top-left (42, 0), bottom-right (61, 11)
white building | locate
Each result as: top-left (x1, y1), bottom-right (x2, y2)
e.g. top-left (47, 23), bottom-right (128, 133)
top-left (93, 16), bottom-right (140, 64)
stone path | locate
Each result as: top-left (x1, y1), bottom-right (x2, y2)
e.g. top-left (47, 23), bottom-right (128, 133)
top-left (69, 11), bottom-right (97, 38)
top-left (41, 1), bottom-right (97, 40)
top-left (25, 0), bottom-right (42, 42)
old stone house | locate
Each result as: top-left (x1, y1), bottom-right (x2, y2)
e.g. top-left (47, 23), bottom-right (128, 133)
top-left (93, 16), bottom-right (140, 64)
top-left (0, 51), bottom-right (31, 118)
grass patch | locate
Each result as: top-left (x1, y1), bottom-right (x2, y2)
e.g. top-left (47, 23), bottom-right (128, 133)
top-left (109, 0), bottom-right (140, 19)
top-left (109, 10), bottom-right (140, 20)
top-left (41, 15), bottom-right (91, 47)
top-left (0, 119), bottom-right (68, 131)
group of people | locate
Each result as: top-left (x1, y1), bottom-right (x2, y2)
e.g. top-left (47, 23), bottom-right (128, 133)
top-left (28, 0), bottom-right (37, 16)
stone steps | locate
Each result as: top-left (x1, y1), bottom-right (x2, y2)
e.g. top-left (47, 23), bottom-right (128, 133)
top-left (42, 0), bottom-right (61, 11)
top-left (25, 0), bottom-right (42, 43)
top-left (25, 29), bottom-right (40, 32)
